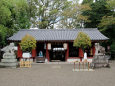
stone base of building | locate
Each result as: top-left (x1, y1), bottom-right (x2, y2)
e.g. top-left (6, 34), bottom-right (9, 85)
top-left (67, 58), bottom-right (93, 62)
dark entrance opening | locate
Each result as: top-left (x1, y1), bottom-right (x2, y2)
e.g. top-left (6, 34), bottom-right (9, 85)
top-left (49, 43), bottom-right (65, 62)
top-left (36, 42), bottom-right (46, 57)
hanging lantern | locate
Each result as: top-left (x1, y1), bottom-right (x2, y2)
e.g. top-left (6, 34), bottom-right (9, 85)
top-left (63, 43), bottom-right (67, 50)
top-left (48, 43), bottom-right (51, 50)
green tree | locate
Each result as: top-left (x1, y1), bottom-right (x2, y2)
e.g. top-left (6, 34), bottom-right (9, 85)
top-left (0, 0), bottom-right (12, 26)
top-left (73, 32), bottom-right (91, 51)
top-left (0, 0), bottom-right (31, 30)
top-left (98, 0), bottom-right (115, 31)
top-left (58, 1), bottom-right (91, 29)
top-left (11, 0), bottom-right (31, 31)
top-left (20, 34), bottom-right (36, 52)
top-left (107, 0), bottom-right (115, 10)
top-left (82, 0), bottom-right (112, 28)
top-left (0, 0), bottom-right (31, 47)
top-left (0, 25), bottom-right (8, 47)
top-left (82, 0), bottom-right (93, 4)
top-left (28, 0), bottom-right (70, 29)
top-left (98, 0), bottom-right (115, 57)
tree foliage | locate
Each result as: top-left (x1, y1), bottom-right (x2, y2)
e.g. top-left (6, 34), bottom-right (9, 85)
top-left (98, 0), bottom-right (115, 54)
top-left (28, 0), bottom-right (70, 29)
top-left (20, 34), bottom-right (36, 52)
top-left (73, 32), bottom-right (91, 50)
top-left (107, 0), bottom-right (115, 10)
top-left (58, 1), bottom-right (91, 29)
top-left (82, 0), bottom-right (115, 57)
top-left (0, 25), bottom-right (8, 46)
top-left (12, 0), bottom-right (31, 30)
top-left (0, 0), bottom-right (31, 30)
top-left (0, 0), bottom-right (31, 47)
top-left (82, 0), bottom-right (112, 28)
top-left (82, 0), bottom-right (93, 4)
top-left (98, 0), bottom-right (115, 31)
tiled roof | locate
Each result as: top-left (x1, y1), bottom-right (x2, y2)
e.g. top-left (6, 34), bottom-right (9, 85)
top-left (8, 28), bottom-right (109, 41)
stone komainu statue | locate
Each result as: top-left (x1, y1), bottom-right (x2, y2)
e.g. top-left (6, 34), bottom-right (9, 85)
top-left (0, 43), bottom-right (17, 68)
top-left (1, 43), bottom-right (16, 58)
top-left (91, 43), bottom-right (110, 68)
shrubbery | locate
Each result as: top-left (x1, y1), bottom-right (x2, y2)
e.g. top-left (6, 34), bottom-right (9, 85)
top-left (20, 34), bottom-right (36, 52)
top-left (73, 32), bottom-right (91, 51)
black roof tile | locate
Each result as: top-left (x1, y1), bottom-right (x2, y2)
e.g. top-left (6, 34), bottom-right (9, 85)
top-left (8, 28), bottom-right (109, 41)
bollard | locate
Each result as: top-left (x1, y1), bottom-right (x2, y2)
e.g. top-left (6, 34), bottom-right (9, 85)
top-left (79, 62), bottom-right (80, 70)
top-left (74, 62), bottom-right (75, 71)
top-left (88, 62), bottom-right (90, 70)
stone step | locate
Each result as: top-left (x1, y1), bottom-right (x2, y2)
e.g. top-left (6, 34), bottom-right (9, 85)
top-left (1, 59), bottom-right (17, 63)
top-left (0, 62), bottom-right (18, 67)
top-left (3, 55), bottom-right (16, 59)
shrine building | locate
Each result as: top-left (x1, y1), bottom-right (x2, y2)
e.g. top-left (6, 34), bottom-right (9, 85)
top-left (8, 28), bottom-right (109, 62)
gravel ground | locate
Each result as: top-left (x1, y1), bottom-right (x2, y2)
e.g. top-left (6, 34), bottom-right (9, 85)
top-left (0, 61), bottom-right (115, 86)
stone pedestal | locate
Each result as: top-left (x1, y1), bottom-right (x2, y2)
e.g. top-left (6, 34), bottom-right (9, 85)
top-left (0, 54), bottom-right (17, 68)
top-left (91, 55), bottom-right (110, 68)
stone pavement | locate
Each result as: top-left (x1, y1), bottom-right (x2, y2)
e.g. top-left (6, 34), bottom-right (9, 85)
top-left (0, 61), bottom-right (115, 86)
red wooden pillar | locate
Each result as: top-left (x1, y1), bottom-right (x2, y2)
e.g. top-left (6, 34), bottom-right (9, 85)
top-left (32, 49), bottom-right (36, 57)
top-left (32, 49), bottom-right (36, 61)
top-left (46, 43), bottom-right (50, 61)
top-left (79, 48), bottom-right (84, 62)
top-left (17, 45), bottom-right (22, 61)
top-left (92, 45), bottom-right (95, 56)
top-left (65, 43), bottom-right (69, 61)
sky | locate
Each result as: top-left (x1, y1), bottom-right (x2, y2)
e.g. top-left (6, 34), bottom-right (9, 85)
top-left (68, 0), bottom-right (83, 3)
top-left (79, 0), bottom-right (83, 3)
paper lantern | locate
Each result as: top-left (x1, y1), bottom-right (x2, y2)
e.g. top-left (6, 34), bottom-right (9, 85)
top-left (63, 43), bottom-right (67, 50)
top-left (48, 43), bottom-right (51, 50)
